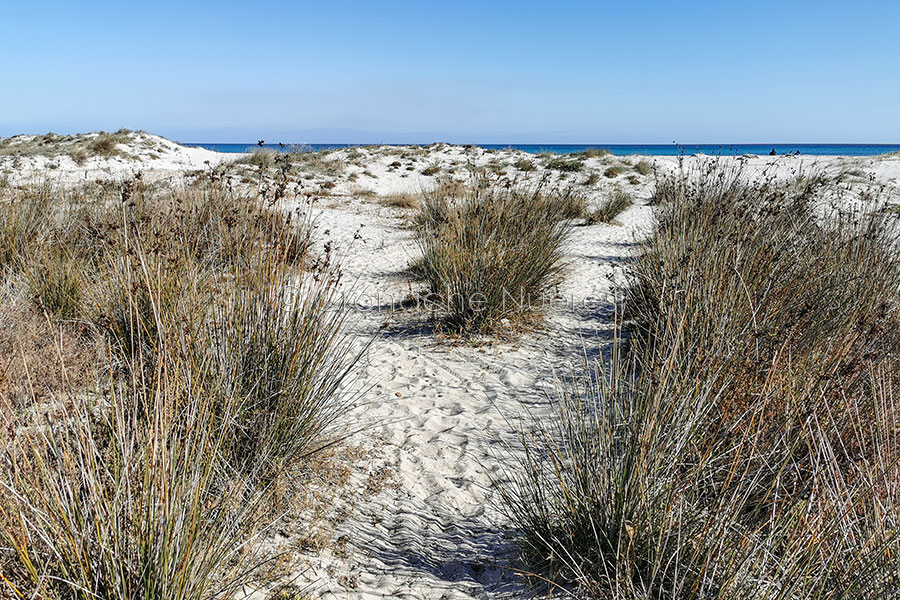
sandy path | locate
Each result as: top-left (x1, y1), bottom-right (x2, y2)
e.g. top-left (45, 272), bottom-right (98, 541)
top-left (286, 197), bottom-right (653, 599)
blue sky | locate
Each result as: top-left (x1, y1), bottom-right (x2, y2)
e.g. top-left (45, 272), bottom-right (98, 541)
top-left (1, 1), bottom-right (898, 143)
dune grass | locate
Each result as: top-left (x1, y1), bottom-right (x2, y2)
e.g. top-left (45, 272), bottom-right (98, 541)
top-left (633, 159), bottom-right (653, 175)
top-left (586, 189), bottom-right (633, 224)
top-left (499, 163), bottom-right (900, 598)
top-left (412, 177), bottom-right (576, 333)
top-left (0, 177), bottom-right (361, 598)
top-left (603, 164), bottom-right (627, 178)
top-left (378, 193), bottom-right (420, 210)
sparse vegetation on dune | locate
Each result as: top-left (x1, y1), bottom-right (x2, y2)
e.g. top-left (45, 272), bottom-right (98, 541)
top-left (378, 192), bottom-right (420, 210)
top-left (633, 159), bottom-right (653, 175)
top-left (580, 148), bottom-right (611, 158)
top-left (0, 129), bottom-right (143, 163)
top-left (499, 163), bottom-right (900, 598)
top-left (0, 176), bottom-right (361, 598)
top-left (412, 177), bottom-right (576, 333)
top-left (603, 164), bottom-right (627, 178)
top-left (545, 157), bottom-right (583, 172)
top-left (586, 188), bottom-right (632, 224)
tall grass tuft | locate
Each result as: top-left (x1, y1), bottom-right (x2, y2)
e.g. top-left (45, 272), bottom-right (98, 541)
top-left (586, 189), bottom-right (633, 224)
top-left (413, 177), bottom-right (575, 333)
top-left (205, 254), bottom-right (363, 482)
top-left (0, 260), bottom-right (268, 600)
top-left (499, 162), bottom-right (900, 598)
top-left (0, 176), bottom-right (362, 597)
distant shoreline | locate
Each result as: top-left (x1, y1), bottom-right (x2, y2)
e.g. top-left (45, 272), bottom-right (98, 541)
top-left (184, 142), bottom-right (900, 157)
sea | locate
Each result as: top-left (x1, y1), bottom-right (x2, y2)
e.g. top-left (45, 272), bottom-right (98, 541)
top-left (185, 143), bottom-right (900, 157)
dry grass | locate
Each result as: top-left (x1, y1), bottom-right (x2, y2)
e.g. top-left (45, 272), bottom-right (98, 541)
top-left (412, 177), bottom-right (575, 333)
top-left (633, 159), bottom-right (653, 175)
top-left (581, 148), bottom-right (611, 158)
top-left (0, 177), bottom-right (361, 598)
top-left (603, 164), bottom-right (627, 178)
top-left (500, 163), bottom-right (900, 598)
top-left (586, 189), bottom-right (633, 224)
top-left (378, 193), bottom-right (420, 210)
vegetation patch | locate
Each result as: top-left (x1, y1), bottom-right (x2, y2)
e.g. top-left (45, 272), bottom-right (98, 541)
top-left (412, 177), bottom-right (575, 333)
top-left (499, 163), bottom-right (900, 598)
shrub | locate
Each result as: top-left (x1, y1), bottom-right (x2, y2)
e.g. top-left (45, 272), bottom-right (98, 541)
top-left (0, 176), bottom-right (362, 597)
top-left (603, 164), bottom-right (626, 178)
top-left (583, 173), bottom-right (600, 186)
top-left (0, 325), bottom-right (269, 600)
top-left (204, 256), bottom-right (363, 482)
top-left (242, 147), bottom-right (278, 167)
top-left (500, 162), bottom-right (900, 598)
top-left (25, 248), bottom-right (86, 319)
top-left (421, 164), bottom-right (441, 176)
top-left (581, 148), bottom-right (611, 158)
top-left (378, 193), bottom-right (419, 210)
top-left (546, 157), bottom-right (583, 172)
top-left (0, 187), bottom-right (51, 270)
top-left (515, 158), bottom-right (536, 172)
top-left (413, 177), bottom-right (574, 333)
top-left (87, 132), bottom-right (123, 157)
top-left (633, 159), bottom-right (653, 175)
top-left (586, 189), bottom-right (632, 224)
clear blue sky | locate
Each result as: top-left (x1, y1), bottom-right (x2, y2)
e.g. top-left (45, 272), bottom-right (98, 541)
top-left (2, 1), bottom-right (898, 143)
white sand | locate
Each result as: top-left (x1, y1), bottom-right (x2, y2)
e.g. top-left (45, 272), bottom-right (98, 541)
top-left (5, 135), bottom-right (899, 598)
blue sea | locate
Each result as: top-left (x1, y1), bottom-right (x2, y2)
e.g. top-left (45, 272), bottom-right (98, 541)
top-left (185, 143), bottom-right (900, 157)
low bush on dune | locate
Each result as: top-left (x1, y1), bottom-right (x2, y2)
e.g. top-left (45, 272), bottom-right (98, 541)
top-left (586, 188), bottom-right (633, 224)
top-left (413, 177), bottom-right (577, 333)
top-left (546, 157), bottom-right (583, 172)
top-left (500, 163), bottom-right (900, 598)
top-left (633, 159), bottom-right (653, 175)
top-left (581, 148), bottom-right (611, 158)
top-left (378, 192), bottom-right (420, 210)
top-left (0, 178), bottom-right (361, 597)
top-left (603, 164), bottom-right (627, 178)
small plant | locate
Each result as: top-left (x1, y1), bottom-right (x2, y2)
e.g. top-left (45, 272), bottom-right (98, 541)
top-left (583, 172), bottom-right (600, 186)
top-left (546, 157), bottom-right (583, 172)
top-left (514, 158), bottom-right (536, 172)
top-left (421, 164), bottom-right (441, 176)
top-left (378, 193), bottom-right (419, 210)
top-left (633, 159), bottom-right (653, 175)
top-left (603, 164), bottom-right (626, 178)
top-left (586, 189), bottom-right (632, 224)
top-left (581, 148), bottom-right (611, 158)
top-left (412, 177), bottom-right (573, 333)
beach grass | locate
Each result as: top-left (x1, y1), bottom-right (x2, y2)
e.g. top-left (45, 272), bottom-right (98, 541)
top-left (499, 163), bottom-right (900, 598)
top-left (586, 188), bottom-right (632, 224)
top-left (412, 177), bottom-right (575, 333)
top-left (0, 177), bottom-right (361, 598)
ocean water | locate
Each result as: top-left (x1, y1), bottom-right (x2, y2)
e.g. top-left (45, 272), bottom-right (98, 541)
top-left (185, 142), bottom-right (900, 157)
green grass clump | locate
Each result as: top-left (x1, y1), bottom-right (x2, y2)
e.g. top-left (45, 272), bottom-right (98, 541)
top-left (633, 159), bottom-right (653, 175)
top-left (500, 163), bottom-right (900, 598)
top-left (581, 148), bottom-right (611, 158)
top-left (0, 176), bottom-right (361, 597)
top-left (515, 158), bottom-right (536, 172)
top-left (586, 189), bottom-right (632, 224)
top-left (413, 177), bottom-right (574, 333)
top-left (546, 157), bottom-right (583, 172)
top-left (603, 164), bottom-right (626, 178)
